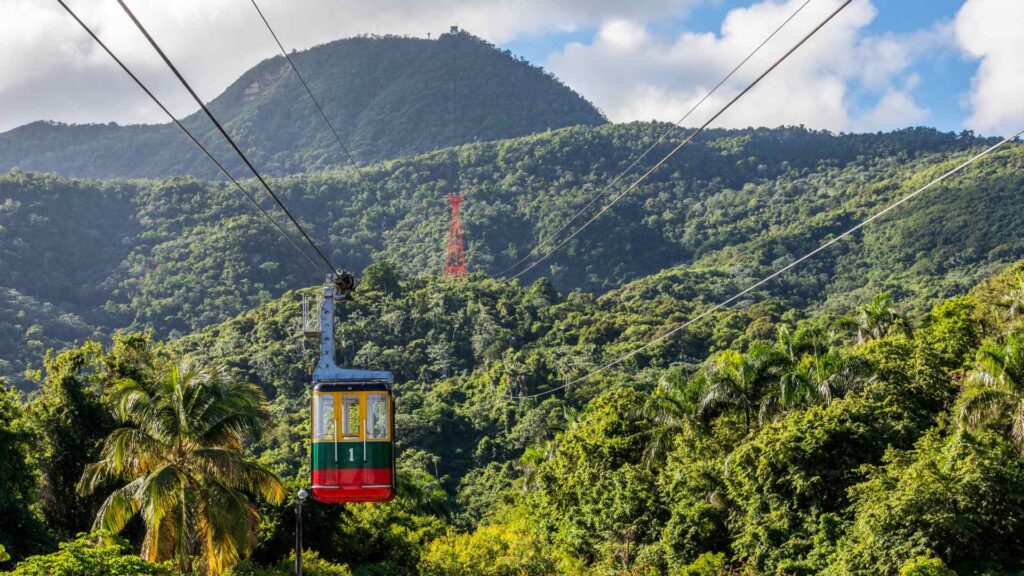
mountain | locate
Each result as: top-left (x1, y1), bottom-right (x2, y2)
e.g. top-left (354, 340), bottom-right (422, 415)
top-left (0, 30), bottom-right (606, 179)
top-left (0, 125), bottom-right (1021, 388)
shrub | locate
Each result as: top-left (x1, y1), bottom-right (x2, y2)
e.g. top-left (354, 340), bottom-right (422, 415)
top-left (9, 533), bottom-right (175, 576)
top-left (680, 552), bottom-right (729, 576)
top-left (899, 555), bottom-right (957, 576)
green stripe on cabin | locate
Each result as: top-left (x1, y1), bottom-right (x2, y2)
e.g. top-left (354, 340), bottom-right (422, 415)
top-left (312, 440), bottom-right (392, 470)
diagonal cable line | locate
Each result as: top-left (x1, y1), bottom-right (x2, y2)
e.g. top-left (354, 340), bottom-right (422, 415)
top-left (510, 127), bottom-right (1024, 400)
top-left (507, 0), bottom-right (853, 282)
top-left (115, 0), bottom-right (339, 274)
top-left (249, 0), bottom-right (368, 184)
top-left (495, 0), bottom-right (814, 278)
top-left (55, 0), bottom-right (328, 276)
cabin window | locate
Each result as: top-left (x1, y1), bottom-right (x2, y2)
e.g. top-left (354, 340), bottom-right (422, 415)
top-left (367, 393), bottom-right (388, 439)
top-left (314, 395), bottom-right (335, 440)
top-left (342, 396), bottom-right (361, 438)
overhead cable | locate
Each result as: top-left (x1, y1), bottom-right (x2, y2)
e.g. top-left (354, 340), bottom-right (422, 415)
top-left (116, 0), bottom-right (339, 274)
top-left (55, 0), bottom-right (328, 276)
top-left (507, 0), bottom-right (853, 282)
top-left (249, 0), bottom-right (368, 184)
top-left (510, 127), bottom-right (1024, 400)
top-left (495, 0), bottom-right (814, 277)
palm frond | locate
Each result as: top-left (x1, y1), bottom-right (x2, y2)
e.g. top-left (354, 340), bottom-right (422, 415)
top-left (92, 477), bottom-right (144, 533)
top-left (192, 447), bottom-right (285, 504)
top-left (959, 388), bottom-right (1012, 428)
top-left (139, 463), bottom-right (185, 528)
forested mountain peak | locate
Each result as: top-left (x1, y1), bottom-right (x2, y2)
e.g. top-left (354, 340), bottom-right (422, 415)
top-left (0, 30), bottom-right (605, 179)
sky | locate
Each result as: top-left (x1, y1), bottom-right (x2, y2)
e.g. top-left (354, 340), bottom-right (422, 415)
top-left (1, 0), bottom-right (1021, 136)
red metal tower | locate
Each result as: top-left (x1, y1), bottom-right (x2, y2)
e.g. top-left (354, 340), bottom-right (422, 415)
top-left (444, 194), bottom-right (467, 279)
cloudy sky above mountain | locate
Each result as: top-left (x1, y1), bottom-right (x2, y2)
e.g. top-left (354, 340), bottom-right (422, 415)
top-left (1, 0), bottom-right (1020, 135)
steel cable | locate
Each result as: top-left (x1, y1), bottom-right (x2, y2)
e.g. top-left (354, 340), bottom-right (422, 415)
top-left (116, 0), bottom-right (339, 274)
top-left (510, 127), bottom-right (1024, 400)
top-left (507, 0), bottom-right (854, 282)
top-left (55, 0), bottom-right (329, 276)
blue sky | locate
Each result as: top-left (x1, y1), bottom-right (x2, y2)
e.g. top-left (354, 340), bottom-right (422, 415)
top-left (3, 0), bottom-right (1021, 135)
top-left (501, 0), bottom-right (1003, 134)
top-left (855, 0), bottom-right (972, 131)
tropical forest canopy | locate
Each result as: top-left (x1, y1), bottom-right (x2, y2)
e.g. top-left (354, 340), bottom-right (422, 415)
top-left (0, 125), bottom-right (1021, 389)
top-left (4, 256), bottom-right (1024, 575)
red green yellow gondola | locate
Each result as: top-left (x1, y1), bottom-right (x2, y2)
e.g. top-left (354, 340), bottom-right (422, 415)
top-left (308, 274), bottom-right (396, 504)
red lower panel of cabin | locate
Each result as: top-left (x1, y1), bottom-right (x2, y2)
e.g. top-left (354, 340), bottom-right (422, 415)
top-left (311, 468), bottom-right (395, 503)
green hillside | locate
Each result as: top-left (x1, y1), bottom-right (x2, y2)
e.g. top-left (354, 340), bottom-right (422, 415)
top-left (6, 258), bottom-right (1024, 575)
top-left (0, 31), bottom-right (605, 179)
top-left (0, 125), bottom-right (1021, 388)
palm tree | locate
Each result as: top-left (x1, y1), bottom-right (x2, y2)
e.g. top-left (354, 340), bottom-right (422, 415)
top-left (1003, 272), bottom-right (1024, 324)
top-left (959, 331), bottom-right (1024, 451)
top-left (640, 364), bottom-right (700, 466)
top-left (778, 319), bottom-right (843, 360)
top-left (779, 349), bottom-right (872, 409)
top-left (698, 342), bottom-right (788, 429)
top-left (852, 292), bottom-right (912, 343)
top-left (78, 360), bottom-right (284, 575)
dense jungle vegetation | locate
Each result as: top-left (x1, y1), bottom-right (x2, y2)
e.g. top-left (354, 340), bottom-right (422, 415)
top-left (3, 18), bottom-right (1022, 576)
top-left (0, 31), bottom-right (605, 179)
top-left (1, 125), bottom-right (1022, 389)
top-left (4, 257), bottom-right (1024, 575)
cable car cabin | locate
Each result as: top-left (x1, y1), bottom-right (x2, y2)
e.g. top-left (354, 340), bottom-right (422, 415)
top-left (307, 274), bottom-right (396, 504)
top-left (311, 380), bottom-right (395, 503)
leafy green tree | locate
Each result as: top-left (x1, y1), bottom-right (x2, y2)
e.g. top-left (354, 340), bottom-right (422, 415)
top-left (959, 330), bottom-right (1024, 451)
top-left (9, 533), bottom-right (176, 576)
top-left (25, 343), bottom-right (114, 539)
top-left (899, 556), bottom-right (957, 576)
top-left (776, 322), bottom-right (840, 364)
top-left (360, 261), bottom-right (403, 297)
top-left (697, 342), bottom-right (787, 429)
top-left (917, 296), bottom-right (981, 370)
top-left (418, 512), bottom-right (562, 576)
top-left (679, 552), bottom-right (729, 576)
top-left (532, 389), bottom-right (662, 568)
top-left (657, 421), bottom-right (739, 572)
top-left (0, 381), bottom-right (49, 562)
top-left (726, 375), bottom-right (932, 574)
top-left (828, 428), bottom-right (1024, 575)
top-left (78, 360), bottom-right (285, 575)
top-left (852, 293), bottom-right (913, 344)
top-left (230, 551), bottom-right (352, 576)
top-left (1003, 272), bottom-right (1024, 325)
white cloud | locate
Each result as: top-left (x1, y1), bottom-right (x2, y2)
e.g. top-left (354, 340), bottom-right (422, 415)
top-left (548, 0), bottom-right (935, 132)
top-left (954, 0), bottom-right (1024, 134)
top-left (859, 76), bottom-right (929, 132)
top-left (0, 0), bottom-right (701, 131)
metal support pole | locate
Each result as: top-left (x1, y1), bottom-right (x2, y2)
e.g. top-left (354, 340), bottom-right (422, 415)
top-left (296, 489), bottom-right (308, 576)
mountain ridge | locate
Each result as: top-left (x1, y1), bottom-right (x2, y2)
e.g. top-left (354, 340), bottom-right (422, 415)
top-left (0, 31), bottom-right (606, 179)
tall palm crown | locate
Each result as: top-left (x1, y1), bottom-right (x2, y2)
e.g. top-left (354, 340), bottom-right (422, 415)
top-left (960, 331), bottom-right (1024, 451)
top-left (779, 349), bottom-right (872, 410)
top-left (641, 365), bottom-right (700, 466)
top-left (854, 292), bottom-right (912, 343)
top-left (78, 360), bottom-right (285, 575)
top-left (698, 342), bottom-right (787, 429)
top-left (1004, 272), bottom-right (1024, 323)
